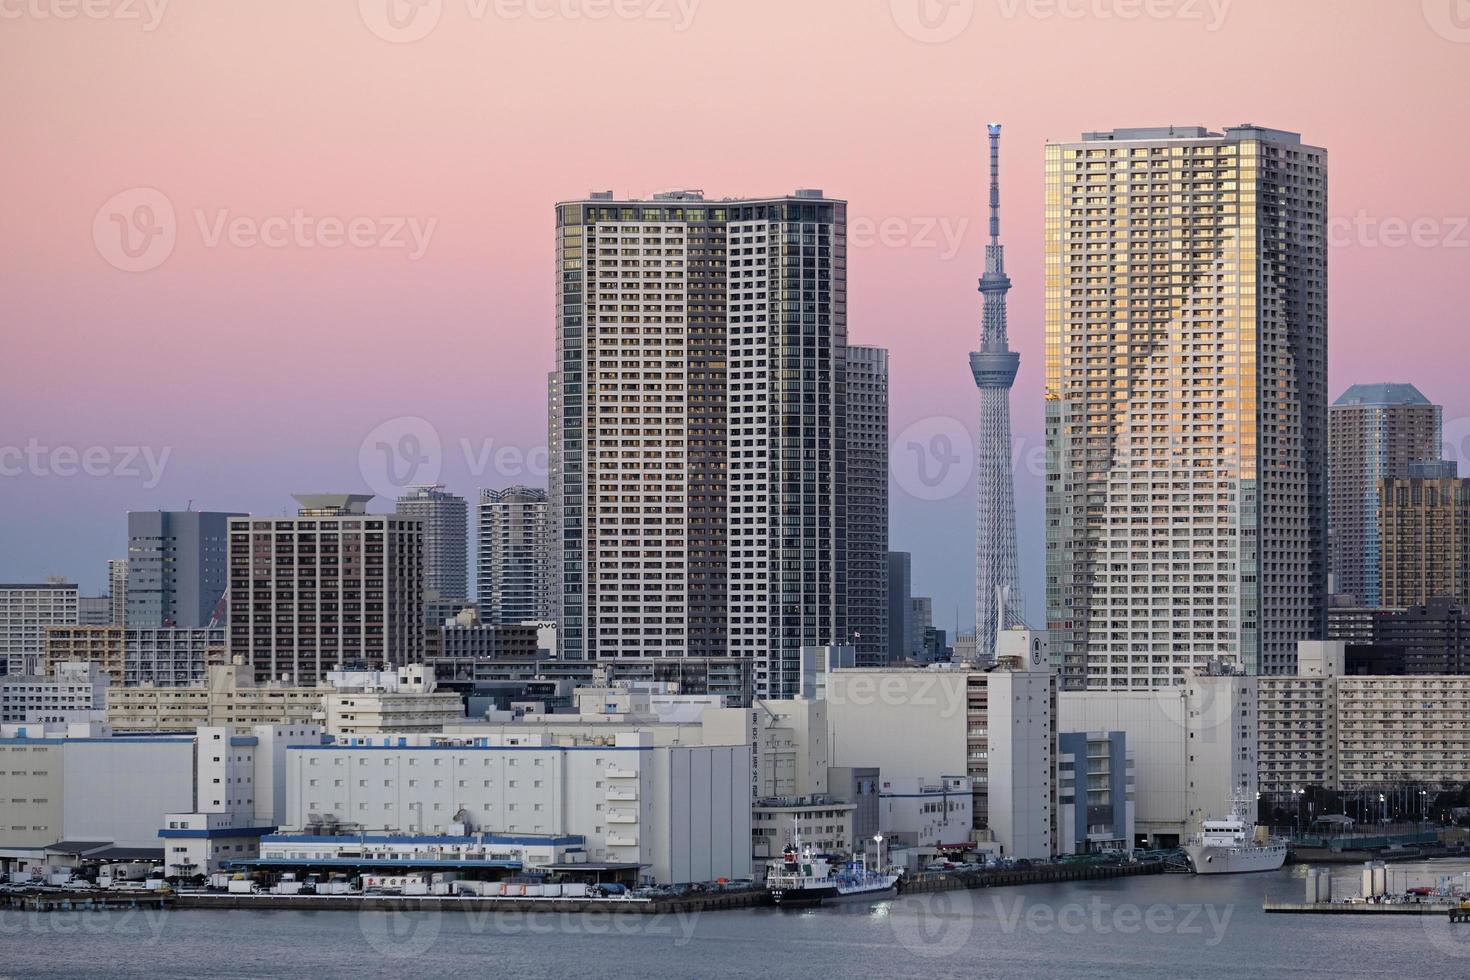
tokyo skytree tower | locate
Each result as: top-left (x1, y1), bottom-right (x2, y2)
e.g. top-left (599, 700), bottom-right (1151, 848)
top-left (969, 123), bottom-right (1025, 660)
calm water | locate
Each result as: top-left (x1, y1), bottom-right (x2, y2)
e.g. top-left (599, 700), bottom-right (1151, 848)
top-left (6, 862), bottom-right (1470, 978)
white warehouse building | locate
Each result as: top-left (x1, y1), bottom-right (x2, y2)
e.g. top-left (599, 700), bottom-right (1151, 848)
top-left (1059, 671), bottom-right (1257, 847)
top-left (282, 731), bottom-right (752, 886)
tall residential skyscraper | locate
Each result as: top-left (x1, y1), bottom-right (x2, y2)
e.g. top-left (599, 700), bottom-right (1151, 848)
top-left (395, 484), bottom-right (469, 601)
top-left (1328, 383), bottom-right (1443, 606)
top-left (476, 486), bottom-right (554, 626)
top-left (0, 583), bottom-right (77, 675)
top-left (1045, 125), bottom-right (1328, 687)
top-left (1380, 476), bottom-right (1470, 608)
top-left (971, 123), bottom-right (1026, 660)
top-left (227, 495), bottom-right (424, 683)
top-left (847, 346), bottom-right (889, 666)
top-left (127, 511), bottom-right (243, 628)
top-left (107, 558), bottom-right (129, 627)
top-left (552, 190), bottom-right (848, 698)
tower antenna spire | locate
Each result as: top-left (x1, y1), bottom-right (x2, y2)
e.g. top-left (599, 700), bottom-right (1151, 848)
top-left (988, 122), bottom-right (1002, 245)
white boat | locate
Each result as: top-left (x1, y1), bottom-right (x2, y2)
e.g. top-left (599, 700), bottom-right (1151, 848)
top-left (765, 844), bottom-right (901, 907)
top-left (1185, 794), bottom-right (1288, 874)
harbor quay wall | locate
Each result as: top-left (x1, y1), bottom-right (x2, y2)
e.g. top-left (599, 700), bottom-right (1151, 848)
top-left (898, 860), bottom-right (1165, 894)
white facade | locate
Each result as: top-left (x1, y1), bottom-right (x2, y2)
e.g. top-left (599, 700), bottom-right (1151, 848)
top-left (161, 723), bottom-right (323, 874)
top-left (0, 662), bottom-right (109, 724)
top-left (703, 697), bottom-right (829, 801)
top-left (552, 192), bottom-right (848, 699)
top-left (1059, 672), bottom-right (1257, 846)
top-left (1258, 640), bottom-right (1470, 795)
top-left (879, 776), bottom-right (973, 852)
top-left (283, 732), bottom-right (751, 885)
top-left (322, 665), bottom-right (466, 735)
top-left (1, 584), bottom-right (78, 675)
top-left (821, 644), bottom-right (1057, 860)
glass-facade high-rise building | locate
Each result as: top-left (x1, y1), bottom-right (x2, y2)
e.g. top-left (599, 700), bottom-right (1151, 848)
top-left (1044, 125), bottom-right (1328, 687)
top-left (551, 189), bottom-right (852, 698)
top-left (476, 486), bottom-right (554, 626)
top-left (1328, 383), bottom-right (1443, 606)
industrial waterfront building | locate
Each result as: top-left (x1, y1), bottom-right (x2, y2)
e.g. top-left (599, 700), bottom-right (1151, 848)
top-left (1059, 670), bottom-right (1257, 847)
top-left (281, 730), bottom-right (752, 886)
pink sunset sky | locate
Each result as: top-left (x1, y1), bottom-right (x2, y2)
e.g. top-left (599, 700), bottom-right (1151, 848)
top-left (3, 0), bottom-right (1468, 627)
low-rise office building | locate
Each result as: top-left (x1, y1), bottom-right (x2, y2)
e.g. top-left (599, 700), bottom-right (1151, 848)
top-left (321, 665), bottom-right (466, 735)
top-left (0, 662), bottom-right (109, 724)
top-left (879, 776), bottom-right (974, 863)
top-left (43, 625), bottom-right (227, 687)
top-left (1057, 731), bottom-right (1135, 855)
top-left (107, 663), bottom-right (324, 734)
top-left (751, 796), bottom-right (856, 860)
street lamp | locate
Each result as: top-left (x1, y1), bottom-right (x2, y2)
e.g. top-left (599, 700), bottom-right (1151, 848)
top-left (874, 834), bottom-right (884, 872)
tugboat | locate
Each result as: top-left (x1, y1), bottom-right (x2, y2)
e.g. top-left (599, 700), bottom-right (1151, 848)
top-left (765, 840), bottom-right (901, 907)
top-left (1185, 793), bottom-right (1288, 874)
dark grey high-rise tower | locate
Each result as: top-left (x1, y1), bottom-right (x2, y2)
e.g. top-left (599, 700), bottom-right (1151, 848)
top-left (395, 484), bottom-right (469, 601)
top-left (127, 510), bottom-right (243, 628)
top-left (847, 346), bottom-right (889, 666)
top-left (886, 551), bottom-right (912, 662)
top-left (970, 123), bottom-right (1025, 661)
